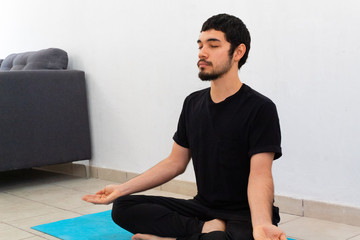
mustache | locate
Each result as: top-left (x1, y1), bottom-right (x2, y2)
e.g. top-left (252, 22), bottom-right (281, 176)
top-left (197, 59), bottom-right (212, 67)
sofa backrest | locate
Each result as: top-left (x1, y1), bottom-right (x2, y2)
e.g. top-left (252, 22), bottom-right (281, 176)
top-left (0, 48), bottom-right (68, 71)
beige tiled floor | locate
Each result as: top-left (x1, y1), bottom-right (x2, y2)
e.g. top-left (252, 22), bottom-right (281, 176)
top-left (1, 169), bottom-right (360, 240)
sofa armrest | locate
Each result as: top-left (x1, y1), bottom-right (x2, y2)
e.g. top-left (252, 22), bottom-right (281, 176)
top-left (0, 70), bottom-right (92, 171)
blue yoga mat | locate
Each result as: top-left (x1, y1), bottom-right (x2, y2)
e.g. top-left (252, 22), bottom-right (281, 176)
top-left (32, 210), bottom-right (296, 240)
top-left (31, 210), bottom-right (133, 240)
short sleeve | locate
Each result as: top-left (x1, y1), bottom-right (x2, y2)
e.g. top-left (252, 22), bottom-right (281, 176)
top-left (173, 99), bottom-right (190, 148)
top-left (248, 101), bottom-right (282, 160)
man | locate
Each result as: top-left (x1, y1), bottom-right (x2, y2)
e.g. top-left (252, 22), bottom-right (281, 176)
top-left (83, 13), bottom-right (286, 240)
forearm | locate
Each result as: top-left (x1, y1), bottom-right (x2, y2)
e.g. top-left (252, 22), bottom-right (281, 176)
top-left (248, 171), bottom-right (274, 227)
top-left (82, 142), bottom-right (190, 205)
top-left (117, 157), bottom-right (186, 196)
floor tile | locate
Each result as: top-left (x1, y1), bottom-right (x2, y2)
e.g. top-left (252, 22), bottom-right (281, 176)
top-left (280, 217), bottom-right (360, 240)
top-left (23, 236), bottom-right (48, 239)
top-left (6, 210), bottom-right (80, 239)
top-left (0, 223), bottom-right (34, 240)
top-left (5, 183), bottom-right (92, 210)
top-left (7, 210), bottom-right (81, 229)
top-left (0, 199), bottom-right (61, 222)
top-left (348, 234), bottom-right (360, 240)
top-left (72, 203), bottom-right (113, 215)
top-left (27, 232), bottom-right (61, 240)
top-left (279, 213), bottom-right (302, 224)
top-left (0, 192), bottom-right (29, 205)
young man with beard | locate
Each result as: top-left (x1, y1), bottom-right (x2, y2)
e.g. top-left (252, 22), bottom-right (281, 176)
top-left (83, 14), bottom-right (286, 240)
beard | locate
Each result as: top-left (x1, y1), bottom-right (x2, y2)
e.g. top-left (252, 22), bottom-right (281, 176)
top-left (198, 56), bottom-right (233, 81)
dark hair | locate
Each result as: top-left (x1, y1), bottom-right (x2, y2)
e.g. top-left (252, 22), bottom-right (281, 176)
top-left (201, 13), bottom-right (251, 69)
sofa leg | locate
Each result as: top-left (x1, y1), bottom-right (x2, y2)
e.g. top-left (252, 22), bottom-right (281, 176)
top-left (85, 163), bottom-right (91, 179)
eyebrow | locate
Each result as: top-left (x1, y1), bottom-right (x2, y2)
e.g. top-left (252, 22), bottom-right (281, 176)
top-left (197, 38), bottom-right (221, 44)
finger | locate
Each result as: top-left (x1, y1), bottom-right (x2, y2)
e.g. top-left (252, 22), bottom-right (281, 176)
top-left (82, 194), bottom-right (99, 203)
top-left (82, 194), bottom-right (95, 201)
top-left (280, 233), bottom-right (287, 240)
top-left (95, 189), bottom-right (106, 195)
top-left (82, 194), bottom-right (108, 204)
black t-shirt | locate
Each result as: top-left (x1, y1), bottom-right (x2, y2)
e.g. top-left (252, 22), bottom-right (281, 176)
top-left (173, 84), bottom-right (282, 214)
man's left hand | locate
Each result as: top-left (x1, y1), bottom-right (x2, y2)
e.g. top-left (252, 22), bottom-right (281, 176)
top-left (253, 224), bottom-right (287, 240)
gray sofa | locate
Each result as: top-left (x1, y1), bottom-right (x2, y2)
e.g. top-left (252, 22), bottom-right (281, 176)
top-left (0, 48), bottom-right (92, 172)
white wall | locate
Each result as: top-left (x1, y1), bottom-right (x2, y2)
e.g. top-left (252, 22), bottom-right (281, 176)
top-left (1, 0), bottom-right (360, 208)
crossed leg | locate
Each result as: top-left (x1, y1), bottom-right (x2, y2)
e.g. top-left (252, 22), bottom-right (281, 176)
top-left (132, 218), bottom-right (226, 240)
top-left (111, 195), bottom-right (253, 240)
top-left (112, 195), bottom-right (208, 238)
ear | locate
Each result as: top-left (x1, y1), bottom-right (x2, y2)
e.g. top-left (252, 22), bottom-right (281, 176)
top-left (233, 43), bottom-right (246, 62)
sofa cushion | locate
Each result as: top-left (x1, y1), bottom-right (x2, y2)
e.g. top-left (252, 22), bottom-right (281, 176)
top-left (0, 48), bottom-right (68, 71)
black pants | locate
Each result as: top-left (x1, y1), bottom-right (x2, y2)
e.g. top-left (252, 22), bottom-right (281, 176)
top-left (112, 195), bottom-right (280, 240)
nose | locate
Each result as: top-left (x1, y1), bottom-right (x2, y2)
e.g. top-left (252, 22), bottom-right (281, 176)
top-left (198, 47), bottom-right (208, 59)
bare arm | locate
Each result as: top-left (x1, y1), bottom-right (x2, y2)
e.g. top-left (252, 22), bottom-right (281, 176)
top-left (82, 142), bottom-right (191, 204)
top-left (248, 152), bottom-right (274, 226)
top-left (248, 152), bottom-right (286, 240)
top-left (117, 142), bottom-right (191, 195)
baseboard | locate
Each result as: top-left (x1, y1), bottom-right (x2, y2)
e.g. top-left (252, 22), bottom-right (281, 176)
top-left (274, 195), bottom-right (303, 216)
top-left (36, 162), bottom-right (89, 178)
top-left (90, 166), bottom-right (197, 196)
top-left (303, 199), bottom-right (360, 227)
top-left (38, 163), bottom-right (360, 227)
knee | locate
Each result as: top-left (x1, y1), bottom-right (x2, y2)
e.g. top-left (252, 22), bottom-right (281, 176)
top-left (111, 195), bottom-right (138, 228)
top-left (111, 208), bottom-right (125, 228)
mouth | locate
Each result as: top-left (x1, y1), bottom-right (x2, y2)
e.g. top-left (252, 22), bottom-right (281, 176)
top-left (197, 60), bottom-right (211, 68)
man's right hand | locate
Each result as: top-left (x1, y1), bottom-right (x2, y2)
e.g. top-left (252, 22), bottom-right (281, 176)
top-left (82, 184), bottom-right (122, 205)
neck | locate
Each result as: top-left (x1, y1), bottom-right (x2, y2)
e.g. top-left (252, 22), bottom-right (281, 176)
top-left (210, 68), bottom-right (243, 103)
